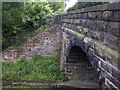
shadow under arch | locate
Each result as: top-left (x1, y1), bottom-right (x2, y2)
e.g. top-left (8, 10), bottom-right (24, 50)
top-left (65, 45), bottom-right (97, 81)
top-left (66, 45), bottom-right (90, 64)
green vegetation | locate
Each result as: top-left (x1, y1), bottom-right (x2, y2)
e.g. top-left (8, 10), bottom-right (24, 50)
top-left (67, 2), bottom-right (108, 12)
top-left (2, 2), bottom-right (64, 50)
top-left (6, 25), bottom-right (48, 49)
top-left (2, 55), bottom-right (68, 82)
top-left (3, 85), bottom-right (73, 90)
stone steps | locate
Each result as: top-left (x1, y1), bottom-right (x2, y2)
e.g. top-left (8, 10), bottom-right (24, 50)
top-left (65, 65), bottom-right (95, 80)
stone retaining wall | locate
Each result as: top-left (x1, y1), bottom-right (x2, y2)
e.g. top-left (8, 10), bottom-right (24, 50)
top-left (58, 2), bottom-right (120, 89)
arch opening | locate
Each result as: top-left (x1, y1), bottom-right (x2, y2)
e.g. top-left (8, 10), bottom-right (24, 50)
top-left (67, 45), bottom-right (89, 63)
top-left (65, 45), bottom-right (95, 81)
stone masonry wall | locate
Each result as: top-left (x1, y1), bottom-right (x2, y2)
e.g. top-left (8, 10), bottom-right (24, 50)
top-left (59, 2), bottom-right (120, 89)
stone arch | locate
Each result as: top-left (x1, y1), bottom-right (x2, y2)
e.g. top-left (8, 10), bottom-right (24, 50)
top-left (66, 45), bottom-right (89, 64)
top-left (65, 45), bottom-right (95, 80)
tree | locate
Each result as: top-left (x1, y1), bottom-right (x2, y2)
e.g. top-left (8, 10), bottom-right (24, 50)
top-left (49, 2), bottom-right (64, 14)
top-left (67, 2), bottom-right (108, 12)
top-left (2, 2), bottom-right (64, 49)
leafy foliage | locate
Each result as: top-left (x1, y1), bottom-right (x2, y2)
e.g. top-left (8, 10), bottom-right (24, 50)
top-left (2, 2), bottom-right (64, 50)
top-left (2, 55), bottom-right (68, 82)
top-left (67, 2), bottom-right (108, 12)
top-left (49, 2), bottom-right (64, 15)
top-left (23, 2), bottom-right (53, 28)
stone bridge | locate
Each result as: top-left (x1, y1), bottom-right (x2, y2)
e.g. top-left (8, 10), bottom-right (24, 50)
top-left (56, 2), bottom-right (120, 89)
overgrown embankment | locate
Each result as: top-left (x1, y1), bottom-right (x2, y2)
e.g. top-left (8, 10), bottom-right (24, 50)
top-left (2, 25), bottom-right (68, 84)
top-left (2, 25), bottom-right (62, 61)
top-left (2, 2), bottom-right (68, 88)
top-left (2, 55), bottom-right (68, 82)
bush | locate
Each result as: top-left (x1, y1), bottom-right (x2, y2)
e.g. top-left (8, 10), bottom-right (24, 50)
top-left (2, 2), bottom-right (64, 50)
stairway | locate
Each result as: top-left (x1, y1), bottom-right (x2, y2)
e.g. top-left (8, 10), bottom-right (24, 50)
top-left (64, 45), bottom-right (99, 88)
top-left (64, 63), bottom-right (100, 88)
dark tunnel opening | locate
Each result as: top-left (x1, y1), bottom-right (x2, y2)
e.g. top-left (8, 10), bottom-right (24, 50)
top-left (67, 45), bottom-right (89, 63)
top-left (65, 45), bottom-right (96, 82)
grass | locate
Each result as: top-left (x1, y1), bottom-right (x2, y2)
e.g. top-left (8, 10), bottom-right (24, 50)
top-left (2, 55), bottom-right (68, 82)
top-left (3, 85), bottom-right (73, 90)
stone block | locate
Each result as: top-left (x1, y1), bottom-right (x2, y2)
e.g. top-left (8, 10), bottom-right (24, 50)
top-left (96, 12), bottom-right (103, 20)
top-left (118, 57), bottom-right (120, 70)
top-left (105, 53), bottom-right (119, 69)
top-left (83, 13), bottom-right (88, 19)
top-left (83, 28), bottom-right (89, 36)
top-left (87, 30), bottom-right (104, 41)
top-left (102, 11), bottom-right (113, 21)
top-left (87, 30), bottom-right (93, 37)
top-left (80, 19), bottom-right (87, 27)
top-left (101, 61), bottom-right (107, 71)
top-left (94, 43), bottom-right (106, 60)
top-left (94, 32), bottom-right (104, 41)
top-left (107, 22), bottom-right (120, 37)
top-left (103, 33), bottom-right (119, 51)
top-left (88, 12), bottom-right (98, 19)
top-left (77, 26), bottom-right (83, 32)
top-left (72, 13), bottom-right (78, 19)
top-left (105, 78), bottom-right (119, 90)
top-left (77, 27), bottom-right (89, 36)
top-left (87, 20), bottom-right (97, 30)
top-left (96, 20), bottom-right (109, 32)
top-left (78, 13), bottom-right (84, 19)
top-left (63, 19), bottom-right (69, 23)
top-left (73, 19), bottom-right (80, 25)
top-left (106, 74), bottom-right (120, 89)
top-left (110, 11), bottom-right (120, 22)
top-left (71, 19), bottom-right (75, 24)
top-left (112, 67), bottom-right (120, 82)
top-left (69, 14), bottom-right (72, 19)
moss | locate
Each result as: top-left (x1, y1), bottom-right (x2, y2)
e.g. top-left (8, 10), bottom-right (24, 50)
top-left (95, 42), bottom-right (119, 59)
top-left (74, 19), bottom-right (79, 24)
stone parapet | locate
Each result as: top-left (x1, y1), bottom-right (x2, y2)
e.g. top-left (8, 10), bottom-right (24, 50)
top-left (58, 2), bottom-right (120, 89)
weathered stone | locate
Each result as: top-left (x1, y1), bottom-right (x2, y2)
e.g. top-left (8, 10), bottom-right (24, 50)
top-left (105, 78), bottom-right (119, 89)
top-left (89, 31), bottom-right (104, 41)
top-left (110, 11), bottom-right (120, 22)
top-left (96, 20), bottom-right (109, 32)
top-left (102, 11), bottom-right (113, 21)
top-left (105, 53), bottom-right (119, 69)
top-left (83, 28), bottom-right (89, 36)
top-left (88, 12), bottom-right (98, 19)
top-left (96, 12), bottom-right (103, 20)
top-left (78, 13), bottom-right (82, 18)
top-left (103, 33), bottom-right (119, 51)
top-left (112, 68), bottom-right (120, 82)
top-left (72, 13), bottom-right (78, 19)
top-left (77, 27), bottom-right (89, 35)
top-left (101, 60), bottom-right (107, 70)
top-left (94, 44), bottom-right (106, 61)
top-left (87, 20), bottom-right (97, 30)
top-left (107, 22), bottom-right (120, 37)
top-left (60, 2), bottom-right (120, 89)
top-left (73, 19), bottom-right (80, 25)
top-left (63, 19), bottom-right (70, 23)
top-left (106, 74), bottom-right (120, 89)
top-left (83, 13), bottom-right (88, 19)
top-left (80, 19), bottom-right (87, 27)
